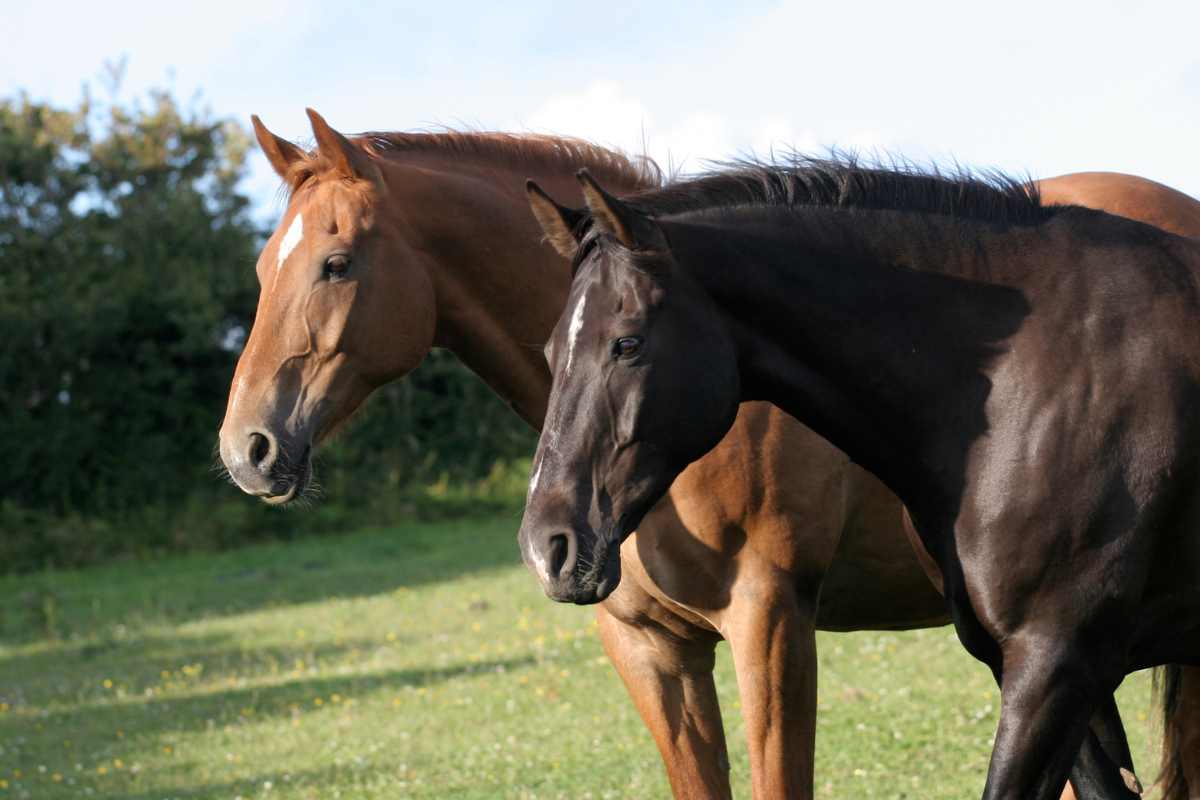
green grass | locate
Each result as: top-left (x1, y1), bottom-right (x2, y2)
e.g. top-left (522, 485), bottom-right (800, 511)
top-left (0, 517), bottom-right (1161, 799)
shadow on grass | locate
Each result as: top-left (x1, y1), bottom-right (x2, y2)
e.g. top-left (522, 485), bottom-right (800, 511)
top-left (107, 766), bottom-right (335, 800)
top-left (0, 515), bottom-right (526, 644)
top-left (28, 759), bottom-right (417, 800)
top-left (0, 652), bottom-right (537, 772)
top-left (2, 627), bottom-right (427, 704)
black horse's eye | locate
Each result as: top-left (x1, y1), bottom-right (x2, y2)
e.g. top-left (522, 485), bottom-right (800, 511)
top-left (612, 336), bottom-right (643, 359)
top-left (324, 254), bottom-right (351, 280)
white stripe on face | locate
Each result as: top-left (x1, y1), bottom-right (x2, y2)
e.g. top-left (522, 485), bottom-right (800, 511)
top-left (531, 293), bottom-right (586, 509)
top-left (528, 457), bottom-right (543, 498)
top-left (276, 213), bottom-right (304, 273)
top-left (564, 293), bottom-right (587, 376)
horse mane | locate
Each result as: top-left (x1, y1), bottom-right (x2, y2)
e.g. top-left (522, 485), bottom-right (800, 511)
top-left (282, 129), bottom-right (660, 196)
top-left (624, 154), bottom-right (1058, 227)
top-left (361, 130), bottom-right (662, 190)
top-left (283, 133), bottom-right (1056, 232)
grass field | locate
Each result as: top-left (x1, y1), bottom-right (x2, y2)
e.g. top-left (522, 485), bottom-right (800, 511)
top-left (1, 516), bottom-right (1162, 799)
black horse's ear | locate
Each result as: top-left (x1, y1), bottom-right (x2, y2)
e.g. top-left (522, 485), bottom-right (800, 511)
top-left (526, 180), bottom-right (586, 259)
top-left (577, 169), bottom-right (664, 251)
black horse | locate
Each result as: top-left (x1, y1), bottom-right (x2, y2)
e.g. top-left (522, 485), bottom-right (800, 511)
top-left (518, 160), bottom-right (1200, 799)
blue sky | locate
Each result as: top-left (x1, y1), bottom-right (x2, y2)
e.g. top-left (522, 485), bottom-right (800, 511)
top-left (6, 1), bottom-right (1200, 218)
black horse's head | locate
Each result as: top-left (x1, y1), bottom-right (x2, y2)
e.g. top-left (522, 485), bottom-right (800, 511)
top-left (517, 172), bottom-right (741, 603)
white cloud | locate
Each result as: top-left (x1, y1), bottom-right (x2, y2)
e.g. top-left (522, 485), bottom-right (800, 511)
top-left (526, 80), bottom-right (655, 157)
top-left (524, 81), bottom-right (854, 177)
top-left (524, 81), bottom-right (748, 175)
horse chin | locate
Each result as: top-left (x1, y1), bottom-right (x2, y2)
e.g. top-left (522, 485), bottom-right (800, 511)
top-left (582, 550), bottom-right (622, 604)
top-left (260, 447), bottom-right (313, 506)
top-left (544, 539), bottom-right (622, 605)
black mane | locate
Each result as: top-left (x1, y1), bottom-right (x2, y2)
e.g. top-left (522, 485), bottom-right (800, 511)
top-left (624, 154), bottom-right (1059, 227)
top-left (570, 155), bottom-right (1065, 274)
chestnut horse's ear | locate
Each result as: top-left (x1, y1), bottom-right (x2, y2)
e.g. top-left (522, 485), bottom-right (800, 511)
top-left (251, 115), bottom-right (306, 179)
top-left (576, 169), bottom-right (663, 251)
top-left (526, 180), bottom-right (587, 259)
top-left (305, 107), bottom-right (383, 187)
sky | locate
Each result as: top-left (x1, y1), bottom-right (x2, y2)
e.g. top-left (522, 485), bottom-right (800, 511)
top-left (6, 1), bottom-right (1200, 220)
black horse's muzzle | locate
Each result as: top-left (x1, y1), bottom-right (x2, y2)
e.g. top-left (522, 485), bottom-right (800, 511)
top-left (520, 525), bottom-right (622, 604)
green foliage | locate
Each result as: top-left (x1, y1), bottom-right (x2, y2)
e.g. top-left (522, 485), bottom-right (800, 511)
top-left (315, 351), bottom-right (537, 505)
top-left (0, 86), bottom-right (535, 572)
top-left (0, 88), bottom-right (259, 515)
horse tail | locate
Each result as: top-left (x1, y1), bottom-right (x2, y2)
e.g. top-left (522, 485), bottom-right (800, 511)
top-left (1155, 664), bottom-right (1188, 800)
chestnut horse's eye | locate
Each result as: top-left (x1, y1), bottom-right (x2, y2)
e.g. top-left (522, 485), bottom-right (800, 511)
top-left (612, 336), bottom-right (643, 359)
top-left (324, 254), bottom-right (351, 280)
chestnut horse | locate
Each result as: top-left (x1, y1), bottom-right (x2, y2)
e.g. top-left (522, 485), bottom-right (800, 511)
top-left (519, 161), bottom-right (1200, 800)
top-left (217, 111), bottom-right (1195, 799)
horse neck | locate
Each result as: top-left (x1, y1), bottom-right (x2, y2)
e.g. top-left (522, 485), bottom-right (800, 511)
top-left (676, 207), bottom-right (1034, 514)
top-left (377, 155), bottom-right (650, 429)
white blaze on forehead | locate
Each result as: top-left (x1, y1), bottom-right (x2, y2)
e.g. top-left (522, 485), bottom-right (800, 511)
top-left (276, 213), bottom-right (304, 273)
top-left (563, 293), bottom-right (588, 375)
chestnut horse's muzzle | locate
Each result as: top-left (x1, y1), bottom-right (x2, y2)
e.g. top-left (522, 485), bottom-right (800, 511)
top-left (219, 426), bottom-right (312, 505)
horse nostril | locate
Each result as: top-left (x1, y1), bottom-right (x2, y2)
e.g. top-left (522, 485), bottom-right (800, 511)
top-left (248, 432), bottom-right (271, 469)
top-left (547, 533), bottom-right (570, 578)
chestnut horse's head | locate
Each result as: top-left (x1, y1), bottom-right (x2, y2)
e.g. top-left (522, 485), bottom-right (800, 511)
top-left (218, 110), bottom-right (435, 504)
top-left (517, 173), bottom-right (741, 603)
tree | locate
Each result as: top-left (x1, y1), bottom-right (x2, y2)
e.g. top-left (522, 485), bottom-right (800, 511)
top-left (0, 86), bottom-right (261, 548)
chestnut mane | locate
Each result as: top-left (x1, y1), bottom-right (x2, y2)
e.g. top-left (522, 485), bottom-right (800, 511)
top-left (283, 129), bottom-right (662, 194)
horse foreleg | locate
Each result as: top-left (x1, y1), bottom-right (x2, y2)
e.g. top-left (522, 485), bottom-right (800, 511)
top-left (723, 568), bottom-right (817, 800)
top-left (982, 630), bottom-right (1135, 800)
top-left (595, 602), bottom-right (731, 800)
top-left (1064, 696), bottom-right (1143, 799)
